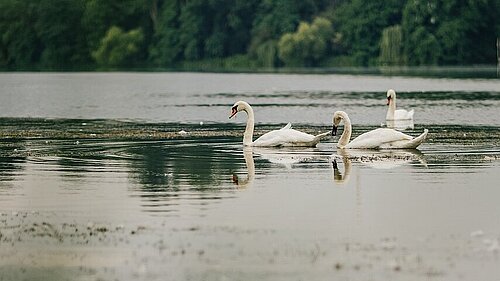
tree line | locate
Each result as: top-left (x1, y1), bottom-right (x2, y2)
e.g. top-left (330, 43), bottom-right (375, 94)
top-left (0, 0), bottom-right (498, 70)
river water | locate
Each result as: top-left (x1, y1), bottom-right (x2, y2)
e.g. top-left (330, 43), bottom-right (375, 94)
top-left (0, 73), bottom-right (499, 280)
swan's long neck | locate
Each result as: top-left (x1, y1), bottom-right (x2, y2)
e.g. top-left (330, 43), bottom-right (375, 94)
top-left (338, 112), bottom-right (352, 148)
top-left (386, 94), bottom-right (396, 120)
top-left (242, 104), bottom-right (255, 146)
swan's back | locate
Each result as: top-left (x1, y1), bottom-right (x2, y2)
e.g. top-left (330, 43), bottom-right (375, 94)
top-left (393, 109), bottom-right (414, 120)
top-left (346, 128), bottom-right (413, 149)
top-left (253, 123), bottom-right (318, 147)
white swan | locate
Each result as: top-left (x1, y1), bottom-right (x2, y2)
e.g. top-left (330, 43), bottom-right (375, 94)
top-left (229, 101), bottom-right (329, 147)
top-left (386, 89), bottom-right (414, 120)
top-left (332, 111), bottom-right (428, 149)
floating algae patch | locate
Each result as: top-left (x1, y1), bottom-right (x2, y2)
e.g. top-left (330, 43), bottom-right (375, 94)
top-left (1, 118), bottom-right (499, 151)
top-left (0, 118), bottom-right (330, 141)
top-left (0, 118), bottom-right (237, 140)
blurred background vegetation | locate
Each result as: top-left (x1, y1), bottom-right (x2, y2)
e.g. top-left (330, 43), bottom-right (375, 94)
top-left (0, 0), bottom-right (499, 71)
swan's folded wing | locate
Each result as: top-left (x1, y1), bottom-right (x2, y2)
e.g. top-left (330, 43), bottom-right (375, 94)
top-left (347, 128), bottom-right (412, 149)
top-left (252, 123), bottom-right (293, 145)
top-left (253, 128), bottom-right (315, 147)
top-left (394, 109), bottom-right (414, 120)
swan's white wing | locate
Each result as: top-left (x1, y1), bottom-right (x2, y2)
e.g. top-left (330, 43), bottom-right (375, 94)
top-left (346, 128), bottom-right (412, 149)
top-left (394, 109), bottom-right (414, 120)
top-left (253, 128), bottom-right (316, 147)
top-left (253, 123), bottom-right (295, 145)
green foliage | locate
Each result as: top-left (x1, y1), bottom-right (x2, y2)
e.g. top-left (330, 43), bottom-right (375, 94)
top-left (249, 0), bottom-right (320, 67)
top-left (82, 0), bottom-right (149, 50)
top-left (333, 0), bottom-right (405, 66)
top-left (151, 0), bottom-right (259, 66)
top-left (223, 54), bottom-right (258, 69)
top-left (254, 40), bottom-right (279, 67)
top-left (402, 0), bottom-right (499, 65)
top-left (177, 0), bottom-right (208, 60)
top-left (149, 0), bottom-right (182, 66)
top-left (0, 0), bottom-right (41, 68)
top-left (0, 0), bottom-right (498, 70)
top-left (408, 27), bottom-right (442, 65)
top-left (92, 26), bottom-right (144, 67)
top-left (278, 17), bottom-right (333, 66)
top-left (178, 54), bottom-right (258, 71)
top-left (379, 25), bottom-right (404, 66)
top-left (35, 0), bottom-right (87, 68)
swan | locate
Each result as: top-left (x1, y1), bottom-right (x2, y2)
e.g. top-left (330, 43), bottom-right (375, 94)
top-left (332, 111), bottom-right (428, 149)
top-left (386, 89), bottom-right (414, 120)
top-left (229, 101), bottom-right (329, 147)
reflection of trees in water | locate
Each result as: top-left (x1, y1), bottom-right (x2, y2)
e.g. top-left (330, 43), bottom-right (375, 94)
top-left (127, 142), bottom-right (240, 190)
top-left (50, 140), bottom-right (107, 182)
top-left (0, 140), bottom-right (27, 190)
top-left (128, 144), bottom-right (170, 188)
top-left (0, 140), bottom-right (26, 184)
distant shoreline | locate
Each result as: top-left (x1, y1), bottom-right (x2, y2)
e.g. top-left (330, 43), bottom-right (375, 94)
top-left (0, 65), bottom-right (498, 79)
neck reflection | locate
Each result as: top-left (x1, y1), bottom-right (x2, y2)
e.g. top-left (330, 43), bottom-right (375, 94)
top-left (232, 147), bottom-right (255, 188)
top-left (332, 152), bottom-right (352, 184)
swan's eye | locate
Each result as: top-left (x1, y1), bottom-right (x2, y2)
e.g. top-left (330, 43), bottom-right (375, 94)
top-left (231, 106), bottom-right (238, 114)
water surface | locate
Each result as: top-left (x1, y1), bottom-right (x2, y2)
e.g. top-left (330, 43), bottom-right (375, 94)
top-left (0, 73), bottom-right (499, 280)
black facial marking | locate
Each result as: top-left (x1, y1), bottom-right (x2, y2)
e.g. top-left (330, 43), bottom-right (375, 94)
top-left (332, 125), bottom-right (338, 136)
top-left (229, 105), bottom-right (238, 119)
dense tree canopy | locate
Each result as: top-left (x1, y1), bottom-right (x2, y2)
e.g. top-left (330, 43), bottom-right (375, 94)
top-left (92, 26), bottom-right (144, 67)
top-left (402, 0), bottom-right (499, 65)
top-left (0, 0), bottom-right (498, 70)
top-left (278, 17), bottom-right (334, 66)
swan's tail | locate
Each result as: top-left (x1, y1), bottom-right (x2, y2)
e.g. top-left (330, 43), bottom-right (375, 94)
top-left (308, 131), bottom-right (330, 146)
top-left (404, 129), bottom-right (428, 149)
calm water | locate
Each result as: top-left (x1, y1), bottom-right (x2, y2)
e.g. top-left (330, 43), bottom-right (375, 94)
top-left (0, 73), bottom-right (500, 281)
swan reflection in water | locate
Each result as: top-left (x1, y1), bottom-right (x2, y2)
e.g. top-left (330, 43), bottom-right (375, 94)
top-left (331, 154), bottom-right (351, 184)
top-left (337, 148), bottom-right (427, 169)
top-left (232, 147), bottom-right (255, 188)
top-left (251, 147), bottom-right (320, 169)
top-left (331, 148), bottom-right (427, 184)
top-left (231, 146), bottom-right (427, 187)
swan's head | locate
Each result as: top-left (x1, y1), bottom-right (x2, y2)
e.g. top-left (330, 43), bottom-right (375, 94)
top-left (386, 89), bottom-right (396, 105)
top-left (331, 111), bottom-right (346, 136)
top-left (229, 101), bottom-right (249, 119)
